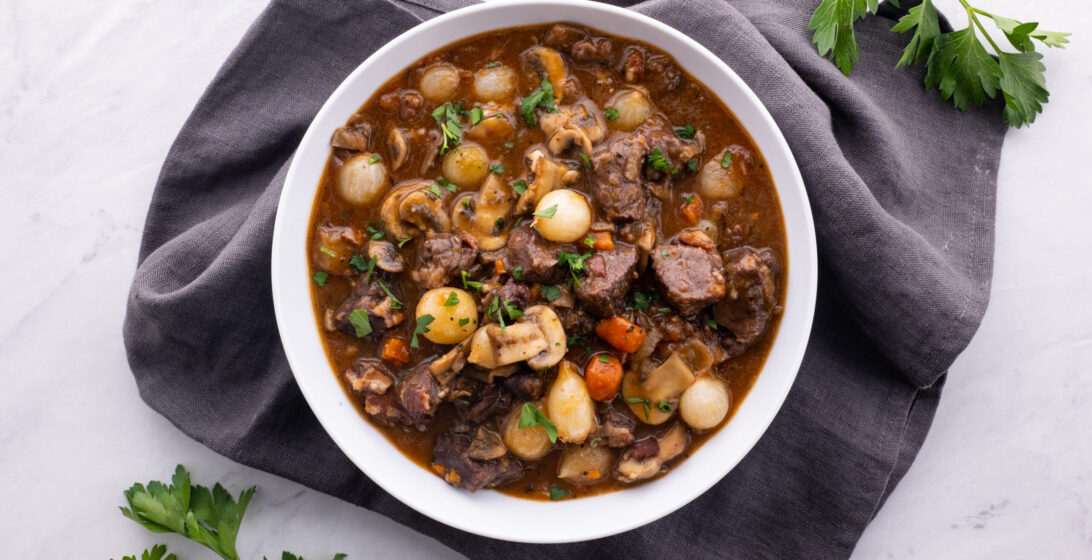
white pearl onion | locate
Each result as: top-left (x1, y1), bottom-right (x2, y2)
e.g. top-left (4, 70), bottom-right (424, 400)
top-left (679, 376), bottom-right (730, 430)
top-left (419, 64), bottom-right (460, 102)
top-left (533, 189), bottom-right (591, 243)
top-left (337, 153), bottom-right (388, 206)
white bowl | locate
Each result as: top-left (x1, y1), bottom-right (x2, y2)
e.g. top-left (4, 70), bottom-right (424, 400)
top-left (272, 0), bottom-right (817, 544)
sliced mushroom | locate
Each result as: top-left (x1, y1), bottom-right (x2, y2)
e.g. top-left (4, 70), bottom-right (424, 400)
top-left (538, 98), bottom-right (607, 156)
top-left (429, 340), bottom-right (470, 385)
top-left (515, 149), bottom-right (580, 215)
top-left (452, 174), bottom-right (514, 251)
top-left (621, 352), bottom-right (696, 425)
top-left (521, 46), bottom-right (571, 102)
top-left (367, 239), bottom-right (405, 273)
top-left (465, 103), bottom-right (516, 143)
top-left (388, 127), bottom-right (409, 171)
top-left (467, 426), bottom-right (508, 461)
top-left (467, 323), bottom-right (548, 369)
top-left (616, 423), bottom-right (689, 483)
top-left (380, 181), bottom-right (452, 240)
top-left (522, 305), bottom-right (566, 370)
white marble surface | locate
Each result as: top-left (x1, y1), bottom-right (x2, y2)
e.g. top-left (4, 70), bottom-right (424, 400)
top-left (2, 0), bottom-right (1089, 558)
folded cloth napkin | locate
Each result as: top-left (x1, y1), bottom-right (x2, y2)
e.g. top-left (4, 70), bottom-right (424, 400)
top-left (123, 0), bottom-right (1006, 557)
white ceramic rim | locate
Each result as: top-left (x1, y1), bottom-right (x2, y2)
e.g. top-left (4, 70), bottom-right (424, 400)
top-left (272, 0), bottom-right (817, 544)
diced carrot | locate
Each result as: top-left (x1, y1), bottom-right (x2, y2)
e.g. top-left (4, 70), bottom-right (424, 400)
top-left (592, 232), bottom-right (615, 251)
top-left (680, 194), bottom-right (703, 226)
top-left (587, 470), bottom-right (602, 479)
top-left (595, 316), bottom-right (648, 354)
top-left (380, 336), bottom-right (411, 365)
top-left (495, 259), bottom-right (507, 275)
top-left (585, 353), bottom-right (623, 401)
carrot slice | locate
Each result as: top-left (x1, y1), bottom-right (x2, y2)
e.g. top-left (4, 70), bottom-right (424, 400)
top-left (595, 316), bottom-right (648, 354)
top-left (585, 353), bottom-right (623, 401)
top-left (380, 336), bottom-right (411, 365)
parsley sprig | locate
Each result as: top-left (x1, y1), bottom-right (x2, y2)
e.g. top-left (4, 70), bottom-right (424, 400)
top-left (808, 0), bottom-right (1069, 127)
top-left (556, 250), bottom-right (591, 288)
top-left (520, 78), bottom-right (557, 126)
top-left (431, 101), bottom-right (467, 152)
top-left (518, 402), bottom-right (558, 443)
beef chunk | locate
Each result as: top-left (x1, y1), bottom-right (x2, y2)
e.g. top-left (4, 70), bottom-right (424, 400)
top-left (505, 227), bottom-right (563, 283)
top-left (431, 431), bottom-right (524, 492)
top-left (465, 382), bottom-right (512, 424)
top-left (413, 233), bottom-right (478, 289)
top-left (572, 37), bottom-right (613, 63)
top-left (485, 278), bottom-right (531, 311)
top-left (332, 280), bottom-right (404, 335)
top-left (650, 241), bottom-right (726, 316)
top-left (630, 437), bottom-right (660, 459)
top-left (555, 306), bottom-right (596, 337)
top-left (591, 134), bottom-right (649, 222)
top-left (330, 123), bottom-right (371, 151)
top-left (574, 245), bottom-right (639, 317)
top-left (650, 312), bottom-right (696, 343)
top-left (364, 391), bottom-right (408, 427)
top-left (396, 366), bottom-right (443, 426)
top-left (622, 47), bottom-right (644, 83)
top-left (714, 247), bottom-right (781, 357)
top-left (378, 89), bottom-right (425, 121)
top-left (504, 372), bottom-right (545, 401)
top-left (544, 23), bottom-right (587, 48)
top-left (344, 359), bottom-right (393, 395)
top-left (593, 406), bottom-right (636, 448)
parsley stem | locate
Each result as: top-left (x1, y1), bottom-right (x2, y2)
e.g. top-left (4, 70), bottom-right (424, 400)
top-left (958, 0), bottom-right (1002, 55)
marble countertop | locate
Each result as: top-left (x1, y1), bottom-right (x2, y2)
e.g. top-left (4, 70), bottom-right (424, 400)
top-left (2, 0), bottom-right (1089, 558)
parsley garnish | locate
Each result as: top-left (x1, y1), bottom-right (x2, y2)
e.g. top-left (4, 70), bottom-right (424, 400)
top-left (437, 177), bottom-right (458, 192)
top-left (658, 400), bottom-right (672, 413)
top-left (541, 285), bottom-right (562, 302)
top-left (589, 436), bottom-right (603, 448)
top-left (578, 152), bottom-right (592, 169)
top-left (469, 106), bottom-right (484, 126)
top-left (311, 271), bottom-right (328, 286)
top-left (520, 78), bottom-right (557, 126)
top-left (348, 253), bottom-right (368, 273)
top-left (721, 151), bottom-right (733, 169)
top-left (557, 250), bottom-right (591, 287)
top-left (462, 198), bottom-right (471, 207)
top-left (504, 300), bottom-right (524, 320)
top-left (375, 279), bottom-right (402, 309)
top-left (349, 309), bottom-right (373, 337)
top-left (598, 354), bottom-right (611, 363)
top-left (319, 247), bottom-right (337, 258)
top-left (490, 164), bottom-right (505, 174)
top-left (411, 314), bottom-right (434, 348)
top-left (660, 250), bottom-right (669, 258)
top-left (603, 107), bottom-right (620, 120)
top-left (675, 124), bottom-right (696, 138)
top-left (583, 235), bottom-right (595, 248)
top-left (443, 291), bottom-right (459, 307)
top-left (486, 61), bottom-right (501, 68)
top-left (512, 266), bottom-right (523, 282)
top-left (365, 224), bottom-right (384, 240)
top-left (458, 317), bottom-right (471, 326)
top-left (368, 154), bottom-right (381, 164)
top-left (684, 195), bottom-right (695, 205)
top-left (627, 397), bottom-right (651, 420)
top-left (533, 204), bottom-right (558, 218)
top-left (398, 237), bottom-right (411, 248)
top-left (495, 217), bottom-right (506, 229)
top-left (549, 485), bottom-right (571, 501)
top-left (431, 101), bottom-right (466, 153)
top-left (461, 270), bottom-right (483, 291)
top-left (504, 141), bottom-right (515, 149)
top-left (647, 147), bottom-right (674, 174)
top-left (510, 179), bottom-right (528, 196)
top-left (686, 159), bottom-right (698, 172)
top-left (705, 318), bottom-right (718, 329)
top-left (428, 182), bottom-right (444, 198)
top-left (518, 402), bottom-right (558, 443)
top-left (361, 255), bottom-right (377, 283)
top-left (631, 290), bottom-right (652, 311)
top-left (808, 0), bottom-right (1067, 127)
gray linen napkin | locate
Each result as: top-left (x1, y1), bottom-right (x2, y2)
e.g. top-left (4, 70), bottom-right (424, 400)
top-left (123, 0), bottom-right (1006, 557)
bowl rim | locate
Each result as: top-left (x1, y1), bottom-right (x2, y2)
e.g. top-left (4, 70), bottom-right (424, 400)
top-left (272, 0), bottom-right (817, 543)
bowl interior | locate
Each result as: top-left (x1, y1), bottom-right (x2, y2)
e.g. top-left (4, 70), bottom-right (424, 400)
top-left (272, 0), bottom-right (817, 544)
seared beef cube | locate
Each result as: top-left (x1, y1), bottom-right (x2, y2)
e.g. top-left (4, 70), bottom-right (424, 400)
top-left (544, 23), bottom-right (586, 48)
top-left (505, 227), bottom-right (563, 283)
top-left (714, 247), bottom-right (781, 357)
top-left (344, 359), bottom-right (393, 395)
top-left (413, 233), bottom-right (478, 289)
top-left (485, 278), bottom-right (531, 311)
top-left (432, 431), bottom-right (524, 492)
top-left (591, 135), bottom-right (649, 222)
top-left (465, 382), bottom-right (512, 424)
top-left (364, 391), bottom-right (408, 427)
top-left (332, 280), bottom-right (404, 335)
top-left (330, 123), bottom-right (371, 151)
top-left (504, 372), bottom-right (545, 401)
top-left (396, 366), bottom-right (442, 425)
top-left (593, 406), bottom-right (636, 448)
top-left (574, 245), bottom-right (639, 316)
top-left (571, 37), bottom-right (613, 63)
top-left (555, 306), bottom-right (596, 338)
top-left (650, 244), bottom-right (726, 316)
top-left (622, 47), bottom-right (644, 83)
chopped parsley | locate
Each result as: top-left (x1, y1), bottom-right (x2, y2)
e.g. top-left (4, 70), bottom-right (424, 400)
top-left (375, 279), bottom-right (402, 309)
top-left (458, 317), bottom-right (471, 326)
top-left (520, 78), bottom-right (557, 126)
top-left (428, 182), bottom-right (445, 198)
top-left (705, 318), bottom-right (719, 329)
top-left (461, 198), bottom-right (472, 208)
top-left (686, 159), bottom-right (698, 172)
top-left (437, 178), bottom-right (458, 192)
top-left (398, 237), bottom-right (412, 248)
top-left (443, 291), bottom-right (460, 306)
top-left (647, 147), bottom-right (677, 175)
top-left (504, 300), bottom-right (524, 320)
top-left (461, 270), bottom-right (483, 291)
top-left (495, 217), bottom-right (506, 229)
top-left (486, 61), bottom-right (501, 68)
top-left (631, 290), bottom-right (652, 311)
top-left (557, 250), bottom-right (591, 287)
top-left (627, 397), bottom-right (651, 420)
top-left (583, 235), bottom-right (595, 248)
top-left (603, 107), bottom-right (620, 120)
top-left (675, 124), bottom-right (696, 138)
top-left (533, 204), bottom-right (558, 219)
top-left (510, 179), bottom-right (528, 196)
top-left (512, 217), bottom-right (524, 229)
top-left (598, 354), bottom-right (611, 363)
top-left (578, 152), bottom-right (592, 169)
top-left (368, 154), bottom-right (381, 163)
top-left (348, 253), bottom-right (369, 274)
top-left (504, 141), bottom-right (515, 149)
top-left (518, 402), bottom-right (558, 443)
top-left (721, 151), bottom-right (734, 169)
top-left (311, 271), bottom-right (328, 286)
top-left (549, 485), bottom-right (571, 501)
top-left (319, 247), bottom-right (337, 258)
top-left (589, 436), bottom-right (604, 448)
top-left (365, 224), bottom-right (384, 240)
top-left (511, 266), bottom-right (523, 282)
top-left (431, 101), bottom-right (466, 153)
top-left (410, 314), bottom-right (434, 348)
top-left (660, 250), bottom-right (670, 258)
top-left (362, 255), bottom-right (378, 283)
top-left (684, 195), bottom-right (695, 205)
top-left (348, 309), bottom-right (373, 337)
top-left (657, 400), bottom-right (672, 413)
top-left (490, 163), bottom-right (505, 174)
top-left (541, 285), bottom-right (562, 302)
top-left (469, 106), bottom-right (485, 126)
